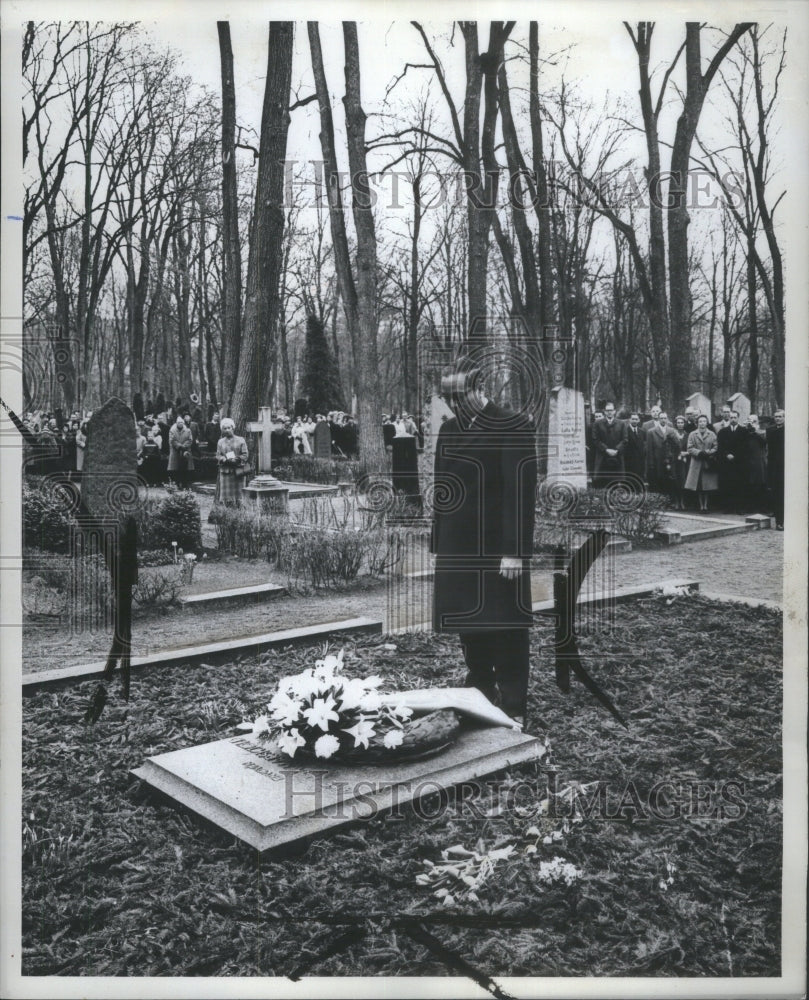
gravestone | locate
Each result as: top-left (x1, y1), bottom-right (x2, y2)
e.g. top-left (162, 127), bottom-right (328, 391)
top-left (132, 723), bottom-right (545, 852)
top-left (245, 406), bottom-right (274, 473)
top-left (82, 397), bottom-right (139, 520)
top-left (727, 392), bottom-right (751, 423)
top-left (391, 435), bottom-right (421, 510)
top-left (78, 397), bottom-right (138, 634)
top-left (686, 392), bottom-right (712, 421)
top-left (546, 385), bottom-right (587, 490)
top-left (314, 420), bottom-right (331, 459)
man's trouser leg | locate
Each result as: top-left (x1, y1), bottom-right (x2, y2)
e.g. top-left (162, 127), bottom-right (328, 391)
top-left (492, 628), bottom-right (531, 718)
top-left (459, 632), bottom-right (498, 706)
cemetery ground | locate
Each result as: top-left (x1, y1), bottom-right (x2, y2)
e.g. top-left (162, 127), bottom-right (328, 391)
top-left (21, 486), bottom-right (784, 673)
top-left (22, 596), bottom-right (781, 978)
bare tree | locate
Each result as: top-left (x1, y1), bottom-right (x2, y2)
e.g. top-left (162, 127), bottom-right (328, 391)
top-left (217, 23), bottom-right (242, 414)
top-left (229, 22), bottom-right (294, 428)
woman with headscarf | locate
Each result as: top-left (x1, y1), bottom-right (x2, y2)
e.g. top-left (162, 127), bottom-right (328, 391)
top-left (215, 417), bottom-right (249, 505)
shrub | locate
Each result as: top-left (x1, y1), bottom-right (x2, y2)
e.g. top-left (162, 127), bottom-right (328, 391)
top-left (132, 567), bottom-right (184, 609)
top-left (274, 455), bottom-right (359, 485)
top-left (136, 487), bottom-right (202, 551)
top-left (534, 486), bottom-right (670, 549)
top-left (137, 548), bottom-right (175, 568)
top-left (22, 480), bottom-right (74, 553)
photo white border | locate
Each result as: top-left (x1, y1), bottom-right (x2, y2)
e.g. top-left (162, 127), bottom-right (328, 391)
top-left (1, 2), bottom-right (806, 998)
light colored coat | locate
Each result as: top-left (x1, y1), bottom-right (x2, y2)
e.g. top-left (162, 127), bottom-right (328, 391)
top-left (685, 428), bottom-right (718, 492)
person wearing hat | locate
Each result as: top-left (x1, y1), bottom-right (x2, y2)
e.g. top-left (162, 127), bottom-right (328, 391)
top-left (431, 366), bottom-right (537, 724)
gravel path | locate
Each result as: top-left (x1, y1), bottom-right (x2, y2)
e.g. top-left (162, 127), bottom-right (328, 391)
top-left (22, 525), bottom-right (782, 674)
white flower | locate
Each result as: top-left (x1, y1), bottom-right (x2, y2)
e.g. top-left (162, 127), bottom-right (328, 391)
top-left (383, 728), bottom-right (404, 749)
top-left (268, 692), bottom-right (300, 727)
top-left (359, 690), bottom-right (382, 712)
top-left (389, 703), bottom-right (413, 721)
top-left (276, 728), bottom-right (306, 758)
top-left (302, 695), bottom-right (340, 732)
top-left (336, 677), bottom-right (367, 711)
top-left (362, 674), bottom-right (384, 688)
top-left (316, 650), bottom-right (344, 674)
top-left (251, 714), bottom-right (270, 737)
top-left (343, 718), bottom-right (376, 749)
top-left (542, 835), bottom-right (553, 846)
top-left (314, 733), bottom-right (340, 758)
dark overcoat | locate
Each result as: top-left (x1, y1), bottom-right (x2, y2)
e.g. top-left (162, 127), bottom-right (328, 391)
top-left (717, 425), bottom-right (748, 494)
top-left (592, 418), bottom-right (626, 485)
top-left (645, 424), bottom-right (681, 489)
top-left (623, 425), bottom-right (646, 481)
top-left (765, 425), bottom-right (784, 490)
top-left (432, 401), bottom-right (537, 633)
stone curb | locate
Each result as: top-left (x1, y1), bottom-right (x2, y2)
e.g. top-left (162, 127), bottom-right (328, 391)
top-left (22, 617), bottom-right (383, 692)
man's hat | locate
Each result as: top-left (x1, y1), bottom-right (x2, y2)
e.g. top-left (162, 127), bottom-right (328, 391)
top-left (440, 367), bottom-right (481, 397)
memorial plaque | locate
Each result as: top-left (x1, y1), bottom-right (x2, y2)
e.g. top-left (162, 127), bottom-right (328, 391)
top-left (314, 420), bottom-right (331, 459)
top-left (727, 392), bottom-right (751, 423)
top-left (132, 726), bottom-right (545, 852)
top-left (546, 386), bottom-right (587, 489)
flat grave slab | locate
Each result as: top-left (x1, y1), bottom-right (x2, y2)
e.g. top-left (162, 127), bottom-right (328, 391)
top-left (179, 582), bottom-right (286, 610)
top-left (132, 726), bottom-right (546, 852)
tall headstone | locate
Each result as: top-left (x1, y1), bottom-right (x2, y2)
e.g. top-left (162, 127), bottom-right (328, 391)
top-left (686, 392), bottom-right (712, 421)
top-left (314, 420), bottom-right (331, 459)
top-left (546, 386), bottom-right (587, 490)
top-left (727, 392), bottom-right (751, 423)
top-left (245, 406), bottom-right (274, 473)
top-left (78, 397), bottom-right (138, 634)
top-left (82, 397), bottom-right (139, 521)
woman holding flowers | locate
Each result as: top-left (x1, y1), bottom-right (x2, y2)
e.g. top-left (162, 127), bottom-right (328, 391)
top-left (215, 417), bottom-right (249, 505)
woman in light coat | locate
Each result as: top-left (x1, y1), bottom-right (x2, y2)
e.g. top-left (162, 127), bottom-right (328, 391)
top-left (685, 414), bottom-right (718, 511)
top-left (215, 417), bottom-right (249, 505)
top-left (168, 414), bottom-right (195, 487)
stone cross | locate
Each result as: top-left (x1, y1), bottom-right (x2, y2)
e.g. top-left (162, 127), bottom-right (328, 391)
top-left (245, 406), bottom-right (274, 474)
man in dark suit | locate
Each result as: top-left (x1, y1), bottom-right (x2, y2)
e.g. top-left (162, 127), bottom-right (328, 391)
top-left (766, 408), bottom-right (784, 529)
top-left (716, 410), bottom-right (748, 512)
top-left (592, 402), bottom-right (626, 488)
top-left (432, 367), bottom-right (537, 723)
top-left (623, 411), bottom-right (646, 493)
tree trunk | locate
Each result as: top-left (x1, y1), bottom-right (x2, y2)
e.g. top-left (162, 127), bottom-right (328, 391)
top-left (217, 23), bottom-right (243, 416)
top-left (342, 22), bottom-right (385, 475)
top-left (668, 22), bottom-right (753, 407)
top-left (745, 236), bottom-right (758, 409)
top-left (230, 22), bottom-right (294, 428)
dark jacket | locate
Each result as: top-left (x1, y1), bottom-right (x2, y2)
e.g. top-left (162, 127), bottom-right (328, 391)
top-left (432, 401), bottom-right (537, 633)
top-left (623, 424), bottom-right (646, 480)
top-left (592, 417), bottom-right (626, 474)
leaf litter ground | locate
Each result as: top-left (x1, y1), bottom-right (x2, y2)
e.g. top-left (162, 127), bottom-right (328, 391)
top-left (22, 595), bottom-right (781, 978)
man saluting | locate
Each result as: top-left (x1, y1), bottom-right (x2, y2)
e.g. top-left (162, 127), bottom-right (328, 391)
top-left (431, 366), bottom-right (538, 724)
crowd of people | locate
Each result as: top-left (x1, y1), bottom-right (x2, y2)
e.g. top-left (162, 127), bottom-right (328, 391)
top-left (586, 402), bottom-right (785, 528)
top-left (21, 392), bottom-right (785, 531)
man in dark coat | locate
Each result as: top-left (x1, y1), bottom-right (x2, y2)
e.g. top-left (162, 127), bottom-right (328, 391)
top-left (766, 408), bottom-right (784, 529)
top-left (432, 367), bottom-right (537, 722)
top-left (592, 402), bottom-right (626, 488)
top-left (716, 410), bottom-right (749, 512)
top-left (622, 412), bottom-right (646, 493)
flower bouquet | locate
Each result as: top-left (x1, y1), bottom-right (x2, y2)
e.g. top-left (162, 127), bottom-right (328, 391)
top-left (251, 649), bottom-right (460, 764)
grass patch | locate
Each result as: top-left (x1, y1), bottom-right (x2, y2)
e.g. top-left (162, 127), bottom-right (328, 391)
top-left (21, 596), bottom-right (781, 977)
